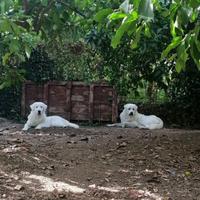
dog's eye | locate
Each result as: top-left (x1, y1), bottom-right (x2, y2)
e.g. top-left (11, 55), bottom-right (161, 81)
top-left (128, 108), bottom-right (131, 110)
top-left (36, 106), bottom-right (38, 108)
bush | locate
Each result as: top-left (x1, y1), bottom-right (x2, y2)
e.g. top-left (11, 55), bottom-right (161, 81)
top-left (21, 45), bottom-right (63, 84)
top-left (0, 86), bottom-right (22, 120)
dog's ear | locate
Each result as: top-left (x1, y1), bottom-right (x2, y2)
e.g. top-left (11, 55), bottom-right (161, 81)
top-left (134, 104), bottom-right (138, 110)
top-left (30, 103), bottom-right (35, 111)
top-left (124, 104), bottom-right (128, 109)
top-left (43, 103), bottom-right (47, 111)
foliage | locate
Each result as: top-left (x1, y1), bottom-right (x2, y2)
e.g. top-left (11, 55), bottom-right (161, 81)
top-left (95, 0), bottom-right (200, 72)
top-left (21, 46), bottom-right (62, 84)
top-left (0, 86), bottom-right (22, 120)
top-left (0, 0), bottom-right (90, 89)
top-left (47, 41), bottom-right (100, 82)
top-left (86, 9), bottom-right (172, 97)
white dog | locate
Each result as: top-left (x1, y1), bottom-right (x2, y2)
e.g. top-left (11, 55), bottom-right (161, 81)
top-left (108, 103), bottom-right (163, 130)
top-left (22, 102), bottom-right (79, 131)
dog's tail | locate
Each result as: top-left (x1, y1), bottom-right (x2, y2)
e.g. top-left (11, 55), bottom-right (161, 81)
top-left (66, 122), bottom-right (79, 129)
top-left (107, 123), bottom-right (124, 127)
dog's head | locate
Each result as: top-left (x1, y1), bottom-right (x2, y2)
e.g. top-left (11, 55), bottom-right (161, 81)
top-left (30, 102), bottom-right (47, 116)
top-left (123, 103), bottom-right (138, 117)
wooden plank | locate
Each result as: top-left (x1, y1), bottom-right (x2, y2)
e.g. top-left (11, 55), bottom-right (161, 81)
top-left (21, 82), bottom-right (26, 117)
top-left (89, 84), bottom-right (94, 123)
top-left (66, 81), bottom-right (72, 120)
top-left (112, 87), bottom-right (118, 123)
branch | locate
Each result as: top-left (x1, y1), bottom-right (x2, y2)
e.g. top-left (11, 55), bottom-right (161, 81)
top-left (57, 0), bottom-right (87, 18)
top-left (35, 0), bottom-right (55, 33)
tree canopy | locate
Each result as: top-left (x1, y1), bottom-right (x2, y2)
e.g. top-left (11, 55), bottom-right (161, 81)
top-left (0, 0), bottom-right (200, 89)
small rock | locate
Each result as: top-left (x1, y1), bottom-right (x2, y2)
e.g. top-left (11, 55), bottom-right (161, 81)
top-left (105, 153), bottom-right (112, 158)
top-left (58, 193), bottom-right (66, 198)
top-left (70, 133), bottom-right (76, 137)
top-left (104, 178), bottom-right (110, 182)
top-left (67, 140), bottom-right (77, 144)
top-left (80, 136), bottom-right (89, 142)
top-left (2, 194), bottom-right (6, 198)
top-left (117, 142), bottom-right (127, 148)
top-left (63, 163), bottom-right (70, 167)
top-left (14, 185), bottom-right (24, 191)
top-left (47, 165), bottom-right (55, 170)
top-left (87, 177), bottom-right (92, 181)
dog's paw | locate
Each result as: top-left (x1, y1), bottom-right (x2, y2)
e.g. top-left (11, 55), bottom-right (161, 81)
top-left (106, 124), bottom-right (114, 127)
top-left (35, 126), bottom-right (42, 129)
top-left (73, 124), bottom-right (79, 129)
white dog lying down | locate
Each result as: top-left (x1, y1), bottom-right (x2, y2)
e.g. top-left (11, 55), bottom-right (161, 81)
top-left (108, 103), bottom-right (163, 130)
top-left (22, 102), bottom-right (79, 131)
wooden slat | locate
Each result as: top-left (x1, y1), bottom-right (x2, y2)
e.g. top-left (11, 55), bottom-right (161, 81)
top-left (89, 84), bottom-right (94, 123)
top-left (21, 83), bottom-right (26, 117)
top-left (112, 87), bottom-right (118, 123)
top-left (66, 81), bottom-right (72, 120)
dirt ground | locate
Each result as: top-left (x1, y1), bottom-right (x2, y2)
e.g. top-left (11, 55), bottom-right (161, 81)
top-left (0, 118), bottom-right (200, 200)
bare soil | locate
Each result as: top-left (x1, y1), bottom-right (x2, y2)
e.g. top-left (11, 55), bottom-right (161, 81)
top-left (0, 119), bottom-right (200, 200)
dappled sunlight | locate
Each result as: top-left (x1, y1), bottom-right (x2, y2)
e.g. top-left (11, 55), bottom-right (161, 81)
top-left (89, 184), bottom-right (163, 200)
top-left (23, 174), bottom-right (85, 193)
top-left (1, 167), bottom-right (164, 199)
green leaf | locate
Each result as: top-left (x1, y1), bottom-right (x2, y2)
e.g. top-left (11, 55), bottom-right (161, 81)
top-left (41, 0), bottom-right (48, 6)
top-left (9, 40), bottom-right (20, 53)
top-left (138, 0), bottom-right (154, 21)
top-left (190, 38), bottom-right (200, 70)
top-left (0, 0), bottom-right (5, 14)
top-left (2, 53), bottom-right (11, 65)
top-left (144, 23), bottom-right (151, 38)
top-left (108, 12), bottom-right (127, 20)
top-left (161, 37), bottom-right (182, 59)
top-left (0, 19), bottom-right (11, 32)
top-left (25, 45), bottom-right (31, 59)
top-left (111, 21), bottom-right (131, 48)
top-left (175, 42), bottom-right (188, 72)
top-left (130, 25), bottom-right (143, 49)
top-left (10, 21), bottom-right (21, 35)
top-left (133, 0), bottom-right (140, 11)
top-left (94, 8), bottom-right (113, 23)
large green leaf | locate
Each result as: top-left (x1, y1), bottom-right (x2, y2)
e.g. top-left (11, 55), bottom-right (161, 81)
top-left (138, 0), bottom-right (154, 21)
top-left (130, 25), bottom-right (143, 49)
top-left (111, 12), bottom-right (139, 48)
top-left (111, 21), bottom-right (131, 48)
top-left (175, 42), bottom-right (188, 72)
top-left (94, 8), bottom-right (113, 23)
top-left (190, 38), bottom-right (200, 69)
top-left (161, 36), bottom-right (182, 59)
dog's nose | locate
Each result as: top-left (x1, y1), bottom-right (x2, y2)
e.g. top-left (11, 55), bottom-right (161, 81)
top-left (129, 112), bottom-right (133, 116)
top-left (38, 110), bottom-right (41, 115)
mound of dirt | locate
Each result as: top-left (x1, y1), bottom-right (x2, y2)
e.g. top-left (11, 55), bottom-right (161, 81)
top-left (0, 125), bottom-right (200, 200)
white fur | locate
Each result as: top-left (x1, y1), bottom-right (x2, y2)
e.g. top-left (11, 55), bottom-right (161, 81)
top-left (108, 103), bottom-right (163, 130)
top-left (22, 102), bottom-right (79, 131)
